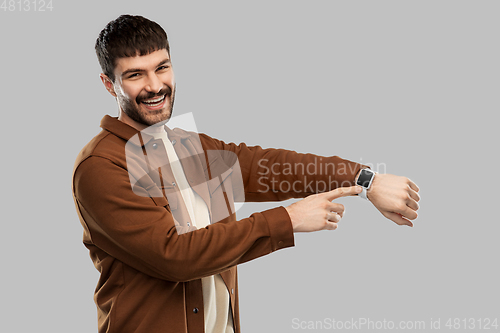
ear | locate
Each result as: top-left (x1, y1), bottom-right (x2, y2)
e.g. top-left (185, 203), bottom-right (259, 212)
top-left (99, 73), bottom-right (117, 97)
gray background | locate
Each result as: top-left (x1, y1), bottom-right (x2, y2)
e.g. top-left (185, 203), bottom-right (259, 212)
top-left (1, 0), bottom-right (498, 332)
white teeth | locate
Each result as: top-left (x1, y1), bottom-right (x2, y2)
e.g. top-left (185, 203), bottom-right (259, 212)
top-left (142, 95), bottom-right (165, 104)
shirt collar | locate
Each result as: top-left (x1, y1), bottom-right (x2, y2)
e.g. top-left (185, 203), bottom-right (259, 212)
top-left (100, 115), bottom-right (191, 147)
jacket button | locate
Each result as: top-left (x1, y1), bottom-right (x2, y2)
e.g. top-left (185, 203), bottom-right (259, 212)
top-left (172, 139), bottom-right (177, 145)
top-left (231, 288), bottom-right (234, 294)
top-left (152, 143), bottom-right (158, 149)
top-left (172, 182), bottom-right (176, 187)
top-left (193, 308), bottom-right (199, 314)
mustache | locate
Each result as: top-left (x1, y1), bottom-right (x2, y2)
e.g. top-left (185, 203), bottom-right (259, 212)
top-left (137, 86), bottom-right (172, 103)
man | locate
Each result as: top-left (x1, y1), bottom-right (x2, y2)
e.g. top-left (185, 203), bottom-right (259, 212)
top-left (72, 14), bottom-right (420, 333)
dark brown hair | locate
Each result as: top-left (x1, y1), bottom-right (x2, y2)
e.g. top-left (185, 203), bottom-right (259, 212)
top-left (95, 15), bottom-right (170, 82)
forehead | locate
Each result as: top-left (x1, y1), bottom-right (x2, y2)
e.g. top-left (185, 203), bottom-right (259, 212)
top-left (114, 49), bottom-right (170, 74)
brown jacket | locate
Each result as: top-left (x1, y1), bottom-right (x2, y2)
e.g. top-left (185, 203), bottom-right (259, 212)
top-left (72, 115), bottom-right (364, 333)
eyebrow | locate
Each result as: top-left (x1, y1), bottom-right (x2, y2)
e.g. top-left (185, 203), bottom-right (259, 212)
top-left (121, 58), bottom-right (171, 78)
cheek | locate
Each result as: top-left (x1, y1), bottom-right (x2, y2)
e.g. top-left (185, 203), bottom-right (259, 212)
top-left (161, 72), bottom-right (175, 87)
top-left (119, 85), bottom-right (141, 102)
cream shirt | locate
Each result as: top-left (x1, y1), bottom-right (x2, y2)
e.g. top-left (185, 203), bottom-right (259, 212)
top-left (148, 128), bottom-right (234, 333)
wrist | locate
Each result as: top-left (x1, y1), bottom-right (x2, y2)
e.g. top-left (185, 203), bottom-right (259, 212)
top-left (284, 205), bottom-right (298, 232)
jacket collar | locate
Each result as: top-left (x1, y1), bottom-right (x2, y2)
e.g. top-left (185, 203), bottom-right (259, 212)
top-left (100, 115), bottom-right (192, 147)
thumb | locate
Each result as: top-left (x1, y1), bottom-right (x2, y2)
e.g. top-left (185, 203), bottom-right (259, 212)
top-left (323, 186), bottom-right (363, 201)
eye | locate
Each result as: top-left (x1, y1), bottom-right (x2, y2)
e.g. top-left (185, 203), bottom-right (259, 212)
top-left (127, 73), bottom-right (140, 79)
top-left (157, 65), bottom-right (170, 71)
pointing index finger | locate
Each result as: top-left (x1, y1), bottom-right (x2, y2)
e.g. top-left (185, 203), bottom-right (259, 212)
top-left (323, 186), bottom-right (363, 201)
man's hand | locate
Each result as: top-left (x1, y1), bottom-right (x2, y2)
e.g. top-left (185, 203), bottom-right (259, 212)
top-left (366, 173), bottom-right (420, 227)
top-left (285, 186), bottom-right (363, 233)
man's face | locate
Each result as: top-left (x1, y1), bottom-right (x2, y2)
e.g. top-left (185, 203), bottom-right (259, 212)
top-left (105, 49), bottom-right (176, 127)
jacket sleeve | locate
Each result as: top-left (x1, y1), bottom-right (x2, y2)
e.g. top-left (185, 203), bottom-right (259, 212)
top-left (73, 155), bottom-right (294, 282)
top-left (199, 133), bottom-right (366, 202)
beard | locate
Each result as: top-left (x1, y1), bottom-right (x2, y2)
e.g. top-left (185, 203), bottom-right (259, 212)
top-left (119, 84), bottom-right (176, 127)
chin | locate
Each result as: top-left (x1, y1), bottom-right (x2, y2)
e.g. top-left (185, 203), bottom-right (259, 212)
top-left (144, 110), bottom-right (172, 127)
top-left (149, 117), bottom-right (170, 127)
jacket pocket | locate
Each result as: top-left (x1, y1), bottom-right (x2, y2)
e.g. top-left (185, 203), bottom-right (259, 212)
top-left (134, 172), bottom-right (177, 212)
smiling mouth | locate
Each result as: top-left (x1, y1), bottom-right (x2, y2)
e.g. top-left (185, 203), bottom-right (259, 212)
top-left (141, 95), bottom-right (167, 108)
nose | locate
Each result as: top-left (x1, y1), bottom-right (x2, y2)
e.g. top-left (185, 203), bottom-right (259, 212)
top-left (145, 73), bottom-right (163, 93)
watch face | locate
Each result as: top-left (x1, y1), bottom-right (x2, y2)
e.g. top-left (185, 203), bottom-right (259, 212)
top-left (357, 169), bottom-right (374, 188)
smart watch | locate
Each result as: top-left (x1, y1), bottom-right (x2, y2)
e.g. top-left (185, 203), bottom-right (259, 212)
top-left (356, 168), bottom-right (376, 200)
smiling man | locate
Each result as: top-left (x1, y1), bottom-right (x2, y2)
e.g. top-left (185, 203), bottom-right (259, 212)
top-left (72, 15), bottom-right (420, 333)
top-left (104, 51), bottom-right (175, 127)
